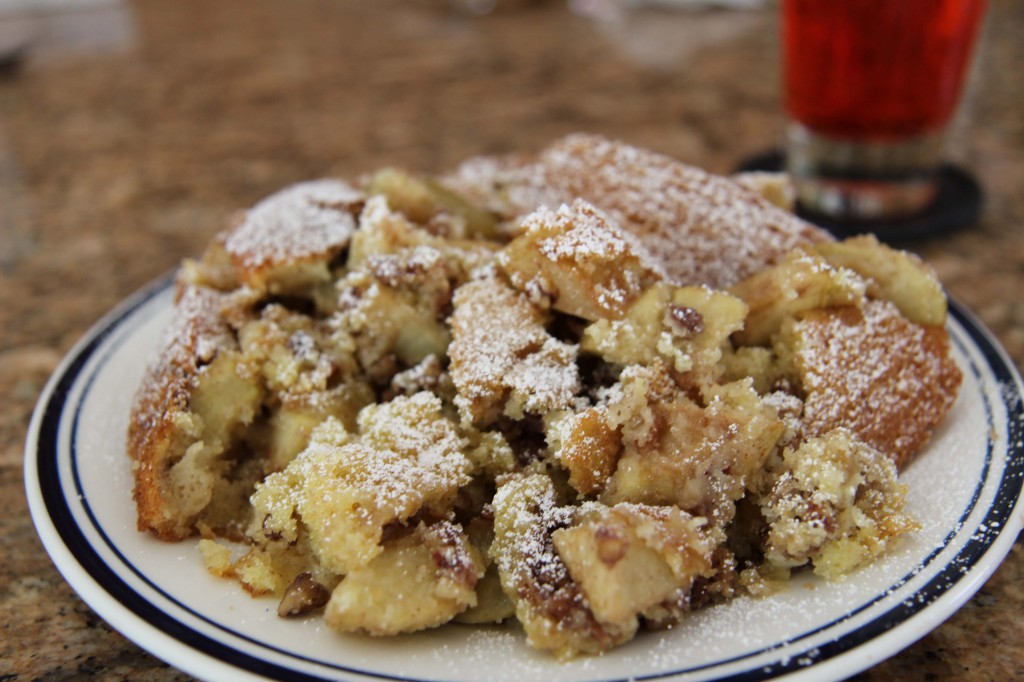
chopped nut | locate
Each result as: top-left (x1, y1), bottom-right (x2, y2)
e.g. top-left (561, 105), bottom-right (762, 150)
top-left (667, 304), bottom-right (704, 336)
top-left (594, 526), bottom-right (628, 566)
top-left (278, 573), bottom-right (330, 617)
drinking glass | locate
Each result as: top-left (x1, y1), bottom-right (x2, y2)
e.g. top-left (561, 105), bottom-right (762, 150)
top-left (782, 0), bottom-right (987, 223)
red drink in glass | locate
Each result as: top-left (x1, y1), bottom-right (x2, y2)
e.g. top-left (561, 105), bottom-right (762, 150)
top-left (781, 0), bottom-right (987, 220)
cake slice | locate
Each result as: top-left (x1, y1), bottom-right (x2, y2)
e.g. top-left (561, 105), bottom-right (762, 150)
top-left (128, 284), bottom-right (264, 540)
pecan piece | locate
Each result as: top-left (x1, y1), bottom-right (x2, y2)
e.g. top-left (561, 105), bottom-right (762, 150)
top-left (278, 573), bottom-right (330, 617)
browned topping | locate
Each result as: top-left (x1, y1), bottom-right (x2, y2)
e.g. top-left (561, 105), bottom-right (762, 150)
top-left (790, 300), bottom-right (962, 468)
top-left (445, 134), bottom-right (828, 289)
top-left (557, 407), bottom-right (623, 495)
top-left (225, 179), bottom-right (362, 273)
top-left (688, 546), bottom-right (738, 610)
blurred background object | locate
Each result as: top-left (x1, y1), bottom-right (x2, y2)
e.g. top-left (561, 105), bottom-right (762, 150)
top-left (0, 0), bottom-right (134, 64)
top-left (444, 0), bottom-right (556, 15)
top-left (570, 0), bottom-right (763, 70)
top-left (780, 0), bottom-right (989, 235)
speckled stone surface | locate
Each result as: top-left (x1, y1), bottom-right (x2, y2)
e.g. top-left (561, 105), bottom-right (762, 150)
top-left (1, 0), bottom-right (1021, 679)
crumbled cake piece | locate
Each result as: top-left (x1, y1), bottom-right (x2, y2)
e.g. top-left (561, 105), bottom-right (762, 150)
top-left (814, 233), bottom-right (948, 327)
top-left (253, 385), bottom-right (376, 472)
top-left (333, 259), bottom-right (451, 377)
top-left (448, 274), bottom-right (580, 426)
top-left (256, 394), bottom-right (472, 576)
top-left (224, 179), bottom-right (363, 295)
top-left (599, 365), bottom-right (785, 528)
top-left (128, 134), bottom-right (963, 658)
top-left (337, 197), bottom-right (495, 380)
top-left (551, 406), bottom-right (622, 497)
top-left (720, 344), bottom-right (788, 396)
top-left (349, 194), bottom-right (496, 282)
top-left (498, 199), bottom-right (663, 320)
top-left (582, 282), bottom-right (748, 389)
top-left (198, 538), bottom-right (235, 578)
top-left (366, 167), bottom-right (500, 240)
top-left (758, 428), bottom-right (919, 579)
top-left (490, 472), bottom-right (637, 659)
top-left (128, 284), bottom-right (264, 540)
top-left (234, 466), bottom-right (335, 596)
top-left (325, 520), bottom-right (485, 635)
top-left (491, 472), bottom-right (718, 659)
top-left (552, 504), bottom-right (716, 626)
top-left (236, 303), bottom-right (374, 470)
top-left (728, 248), bottom-right (867, 346)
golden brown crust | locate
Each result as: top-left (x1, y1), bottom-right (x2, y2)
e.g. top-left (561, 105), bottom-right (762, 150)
top-left (497, 199), bottom-right (663, 321)
top-left (444, 133), bottom-right (829, 289)
top-left (224, 179), bottom-right (363, 293)
top-left (788, 300), bottom-right (962, 469)
top-left (557, 407), bottom-right (622, 496)
top-left (128, 285), bottom-right (241, 539)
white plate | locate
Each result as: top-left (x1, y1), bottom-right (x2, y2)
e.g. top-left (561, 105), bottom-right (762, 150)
top-left (25, 276), bottom-right (1024, 682)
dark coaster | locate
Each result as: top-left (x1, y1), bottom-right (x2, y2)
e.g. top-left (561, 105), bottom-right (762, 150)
top-left (735, 149), bottom-right (983, 241)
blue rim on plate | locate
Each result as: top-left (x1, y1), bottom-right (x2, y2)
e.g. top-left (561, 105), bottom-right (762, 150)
top-left (24, 277), bottom-right (1024, 682)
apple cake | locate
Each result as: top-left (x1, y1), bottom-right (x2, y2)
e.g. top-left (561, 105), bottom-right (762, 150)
top-left (128, 134), bottom-right (961, 658)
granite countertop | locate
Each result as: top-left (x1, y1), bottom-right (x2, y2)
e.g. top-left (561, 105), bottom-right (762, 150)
top-left (2, 0), bottom-right (1022, 679)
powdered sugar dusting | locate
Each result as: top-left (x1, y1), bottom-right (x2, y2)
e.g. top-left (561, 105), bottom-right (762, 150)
top-left (496, 199), bottom-right (664, 323)
top-left (527, 201), bottom-right (636, 262)
top-left (129, 284), bottom-right (237, 437)
top-left (225, 179), bottom-right (362, 270)
top-left (444, 134), bottom-right (829, 289)
top-left (794, 300), bottom-right (962, 468)
top-left (491, 474), bottom-right (578, 603)
top-left (448, 275), bottom-right (580, 424)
